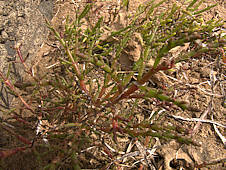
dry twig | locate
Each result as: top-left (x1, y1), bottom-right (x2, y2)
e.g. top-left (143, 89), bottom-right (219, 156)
top-left (169, 114), bottom-right (225, 128)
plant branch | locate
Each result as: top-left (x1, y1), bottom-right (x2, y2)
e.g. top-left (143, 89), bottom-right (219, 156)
top-left (0, 71), bottom-right (34, 113)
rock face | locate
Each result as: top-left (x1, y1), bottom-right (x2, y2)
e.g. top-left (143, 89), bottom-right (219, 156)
top-left (0, 0), bottom-right (53, 110)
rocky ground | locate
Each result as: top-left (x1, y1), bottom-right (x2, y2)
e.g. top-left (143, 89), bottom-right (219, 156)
top-left (0, 0), bottom-right (53, 113)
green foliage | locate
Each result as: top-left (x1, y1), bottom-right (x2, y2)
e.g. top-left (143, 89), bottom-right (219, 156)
top-left (0, 0), bottom-right (224, 168)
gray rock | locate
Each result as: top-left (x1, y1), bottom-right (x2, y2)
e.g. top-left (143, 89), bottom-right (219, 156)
top-left (0, 0), bottom-right (53, 112)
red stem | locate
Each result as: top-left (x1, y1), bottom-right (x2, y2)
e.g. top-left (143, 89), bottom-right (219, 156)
top-left (15, 46), bottom-right (39, 82)
top-left (2, 125), bottom-right (32, 145)
top-left (0, 71), bottom-right (34, 113)
top-left (0, 147), bottom-right (27, 158)
top-left (108, 60), bottom-right (174, 106)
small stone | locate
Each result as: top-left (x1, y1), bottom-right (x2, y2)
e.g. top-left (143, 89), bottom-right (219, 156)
top-left (1, 31), bottom-right (8, 39)
top-left (182, 63), bottom-right (190, 70)
top-left (200, 67), bottom-right (210, 78)
top-left (17, 12), bottom-right (25, 17)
